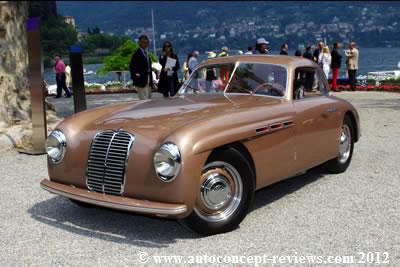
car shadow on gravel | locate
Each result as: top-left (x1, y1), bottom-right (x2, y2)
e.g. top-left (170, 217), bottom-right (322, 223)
top-left (252, 165), bottom-right (326, 210)
top-left (28, 196), bottom-right (200, 248)
top-left (28, 165), bottom-right (328, 246)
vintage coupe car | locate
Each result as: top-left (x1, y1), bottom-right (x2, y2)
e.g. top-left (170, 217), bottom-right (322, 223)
top-left (41, 55), bottom-right (360, 235)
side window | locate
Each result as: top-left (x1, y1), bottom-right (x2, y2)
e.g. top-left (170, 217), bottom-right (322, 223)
top-left (293, 67), bottom-right (329, 100)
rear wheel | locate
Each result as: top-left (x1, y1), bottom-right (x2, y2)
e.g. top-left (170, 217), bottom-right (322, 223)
top-left (325, 116), bottom-right (354, 173)
top-left (183, 148), bottom-right (255, 235)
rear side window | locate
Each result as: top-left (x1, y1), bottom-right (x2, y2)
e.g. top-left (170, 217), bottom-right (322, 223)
top-left (293, 67), bottom-right (329, 100)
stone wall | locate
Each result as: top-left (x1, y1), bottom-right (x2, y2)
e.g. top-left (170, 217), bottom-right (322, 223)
top-left (0, 1), bottom-right (60, 150)
top-left (0, 1), bottom-right (30, 125)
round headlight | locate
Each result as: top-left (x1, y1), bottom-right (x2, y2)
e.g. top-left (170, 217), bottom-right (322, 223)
top-left (153, 142), bottom-right (181, 182)
top-left (46, 130), bottom-right (67, 163)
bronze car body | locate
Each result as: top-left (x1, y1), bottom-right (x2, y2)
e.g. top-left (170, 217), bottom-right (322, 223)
top-left (41, 55), bottom-right (360, 234)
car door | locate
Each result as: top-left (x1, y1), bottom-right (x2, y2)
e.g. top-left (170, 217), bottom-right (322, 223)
top-left (230, 62), bottom-right (297, 188)
top-left (292, 67), bottom-right (342, 172)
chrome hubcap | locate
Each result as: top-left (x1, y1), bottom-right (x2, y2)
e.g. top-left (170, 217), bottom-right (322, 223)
top-left (338, 124), bottom-right (351, 164)
top-left (194, 161), bottom-right (243, 223)
top-left (201, 173), bottom-right (232, 210)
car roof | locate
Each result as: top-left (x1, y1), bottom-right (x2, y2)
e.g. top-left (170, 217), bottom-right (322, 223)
top-left (198, 55), bottom-right (318, 69)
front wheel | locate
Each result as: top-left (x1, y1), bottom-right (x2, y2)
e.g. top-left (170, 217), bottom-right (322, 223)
top-left (325, 116), bottom-right (355, 173)
top-left (182, 148), bottom-right (255, 235)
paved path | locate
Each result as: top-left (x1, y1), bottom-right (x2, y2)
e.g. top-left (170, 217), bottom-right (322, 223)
top-left (1, 92), bottom-right (399, 266)
top-left (47, 92), bottom-right (164, 118)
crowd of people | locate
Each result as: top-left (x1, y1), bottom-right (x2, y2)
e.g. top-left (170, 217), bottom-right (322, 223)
top-left (51, 34), bottom-right (360, 100)
top-left (160, 36), bottom-right (358, 99)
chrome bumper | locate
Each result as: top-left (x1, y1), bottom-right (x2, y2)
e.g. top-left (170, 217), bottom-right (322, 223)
top-left (40, 179), bottom-right (188, 217)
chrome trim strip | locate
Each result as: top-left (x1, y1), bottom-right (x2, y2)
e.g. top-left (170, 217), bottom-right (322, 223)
top-left (40, 183), bottom-right (187, 215)
top-left (326, 107), bottom-right (338, 113)
top-left (256, 119), bottom-right (294, 135)
top-left (102, 131), bottom-right (116, 192)
top-left (121, 135), bottom-right (135, 194)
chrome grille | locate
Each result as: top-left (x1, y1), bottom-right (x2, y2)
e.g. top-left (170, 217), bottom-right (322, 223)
top-left (86, 130), bottom-right (134, 195)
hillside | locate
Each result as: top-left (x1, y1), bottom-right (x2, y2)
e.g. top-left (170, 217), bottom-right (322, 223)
top-left (57, 1), bottom-right (400, 51)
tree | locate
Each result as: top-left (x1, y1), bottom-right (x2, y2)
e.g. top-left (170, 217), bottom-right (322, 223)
top-left (28, 1), bottom-right (78, 67)
top-left (93, 26), bottom-right (100, 34)
top-left (97, 39), bottom-right (157, 80)
top-left (41, 14), bottom-right (77, 66)
top-left (80, 32), bottom-right (130, 56)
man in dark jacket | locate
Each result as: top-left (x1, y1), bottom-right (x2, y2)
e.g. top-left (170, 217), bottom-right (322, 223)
top-left (129, 35), bottom-right (153, 100)
top-left (302, 45), bottom-right (314, 91)
top-left (280, 43), bottom-right (289, 55)
top-left (303, 44), bottom-right (313, 60)
top-left (330, 42), bottom-right (342, 91)
top-left (313, 42), bottom-right (324, 63)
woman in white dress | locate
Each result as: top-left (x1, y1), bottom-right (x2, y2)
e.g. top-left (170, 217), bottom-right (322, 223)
top-left (318, 46), bottom-right (332, 79)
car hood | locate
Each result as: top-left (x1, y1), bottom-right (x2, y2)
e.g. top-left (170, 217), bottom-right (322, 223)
top-left (63, 94), bottom-right (282, 143)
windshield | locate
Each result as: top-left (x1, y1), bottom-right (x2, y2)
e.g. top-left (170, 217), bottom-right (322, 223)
top-left (179, 62), bottom-right (287, 97)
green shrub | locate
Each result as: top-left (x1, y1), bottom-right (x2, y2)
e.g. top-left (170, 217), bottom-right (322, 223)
top-left (97, 39), bottom-right (157, 75)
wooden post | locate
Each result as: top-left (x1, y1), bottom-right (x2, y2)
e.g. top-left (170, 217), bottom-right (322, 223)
top-left (20, 17), bottom-right (47, 155)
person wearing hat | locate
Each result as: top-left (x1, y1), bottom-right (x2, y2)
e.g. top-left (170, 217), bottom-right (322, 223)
top-left (218, 46), bottom-right (229, 57)
top-left (253, 38), bottom-right (270, 54)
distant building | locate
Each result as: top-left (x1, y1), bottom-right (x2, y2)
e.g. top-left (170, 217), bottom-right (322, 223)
top-left (64, 16), bottom-right (76, 27)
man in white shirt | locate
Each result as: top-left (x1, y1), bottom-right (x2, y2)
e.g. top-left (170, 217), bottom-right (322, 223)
top-left (244, 46), bottom-right (254, 55)
top-left (345, 42), bottom-right (359, 91)
top-left (65, 65), bottom-right (72, 90)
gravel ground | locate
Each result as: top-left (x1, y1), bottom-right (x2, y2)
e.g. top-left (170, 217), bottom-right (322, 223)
top-left (1, 92), bottom-right (399, 266)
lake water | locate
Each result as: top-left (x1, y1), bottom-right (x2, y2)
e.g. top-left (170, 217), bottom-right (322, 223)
top-left (44, 48), bottom-right (400, 85)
